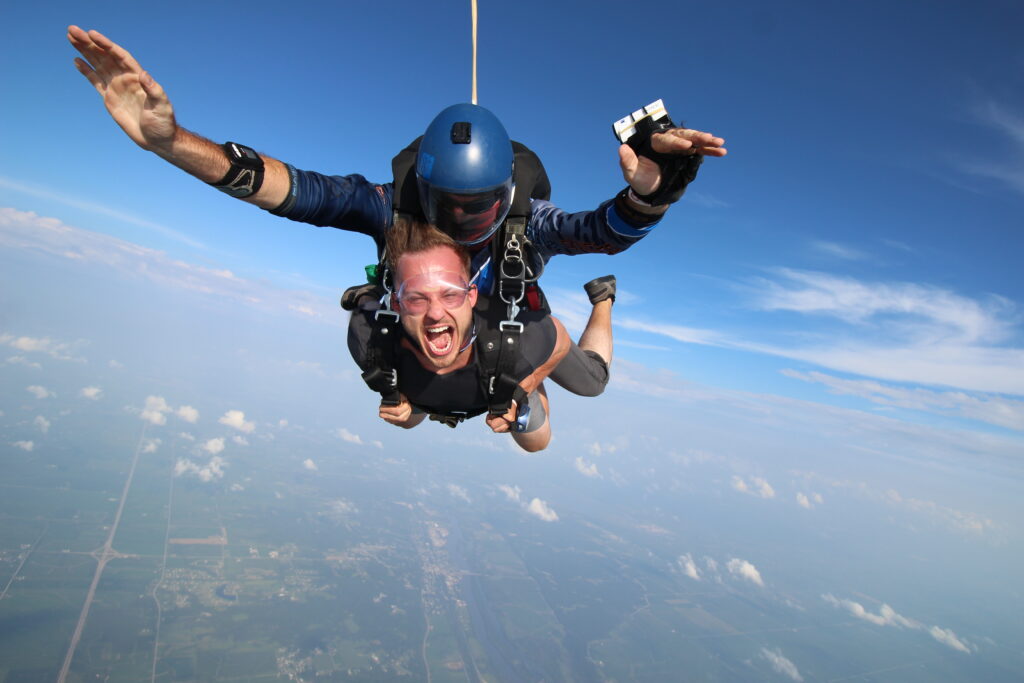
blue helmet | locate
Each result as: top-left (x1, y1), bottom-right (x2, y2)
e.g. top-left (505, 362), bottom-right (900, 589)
top-left (416, 103), bottom-right (515, 246)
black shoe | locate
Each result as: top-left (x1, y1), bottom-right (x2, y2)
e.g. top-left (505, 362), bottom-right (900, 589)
top-left (584, 275), bottom-right (616, 305)
top-left (340, 283), bottom-right (383, 311)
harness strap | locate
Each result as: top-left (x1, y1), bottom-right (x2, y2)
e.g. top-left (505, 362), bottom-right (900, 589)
top-left (360, 308), bottom-right (402, 407)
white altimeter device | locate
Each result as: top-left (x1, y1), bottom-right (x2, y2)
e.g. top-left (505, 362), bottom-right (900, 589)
top-left (612, 99), bottom-right (670, 145)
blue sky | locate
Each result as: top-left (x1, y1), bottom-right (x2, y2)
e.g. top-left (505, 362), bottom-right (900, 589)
top-left (6, 0), bottom-right (1022, 433)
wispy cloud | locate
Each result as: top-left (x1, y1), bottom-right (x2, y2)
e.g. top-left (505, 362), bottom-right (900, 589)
top-left (783, 369), bottom-right (1024, 430)
top-left (0, 180), bottom-right (206, 249)
top-left (141, 438), bottom-right (161, 454)
top-left (12, 440), bottom-right (35, 452)
top-left (812, 240), bottom-right (866, 261)
top-left (574, 456), bottom-right (601, 478)
top-left (34, 416), bottom-right (50, 434)
top-left (26, 385), bottom-right (52, 399)
top-left (447, 484), bottom-right (471, 503)
top-left (732, 475), bottom-right (775, 499)
top-left (303, 458), bottom-right (318, 471)
top-left (0, 208), bottom-right (329, 320)
top-left (822, 594), bottom-right (973, 653)
top-left (961, 101), bottom-right (1024, 194)
top-left (761, 648), bottom-right (803, 682)
top-left (626, 268), bottom-right (1024, 396)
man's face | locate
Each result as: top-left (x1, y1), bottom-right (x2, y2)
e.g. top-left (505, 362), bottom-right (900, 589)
top-left (394, 246), bottom-right (478, 372)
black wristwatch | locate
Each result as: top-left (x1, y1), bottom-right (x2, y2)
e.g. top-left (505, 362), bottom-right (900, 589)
top-left (209, 142), bottom-right (265, 198)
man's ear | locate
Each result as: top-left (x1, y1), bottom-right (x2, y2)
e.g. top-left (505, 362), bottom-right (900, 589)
top-left (468, 283), bottom-right (478, 307)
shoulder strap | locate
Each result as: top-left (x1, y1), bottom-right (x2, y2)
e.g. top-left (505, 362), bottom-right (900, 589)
top-left (359, 308), bottom-right (403, 407)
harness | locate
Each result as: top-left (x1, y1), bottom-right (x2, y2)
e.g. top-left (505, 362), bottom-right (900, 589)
top-left (353, 138), bottom-right (550, 426)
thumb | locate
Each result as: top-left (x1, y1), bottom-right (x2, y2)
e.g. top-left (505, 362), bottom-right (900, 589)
top-left (618, 144), bottom-right (638, 181)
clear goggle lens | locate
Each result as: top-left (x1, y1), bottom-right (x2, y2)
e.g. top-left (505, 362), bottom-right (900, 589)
top-left (396, 273), bottom-right (474, 315)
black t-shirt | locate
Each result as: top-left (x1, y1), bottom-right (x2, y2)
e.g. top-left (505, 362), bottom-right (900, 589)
top-left (348, 300), bottom-right (556, 416)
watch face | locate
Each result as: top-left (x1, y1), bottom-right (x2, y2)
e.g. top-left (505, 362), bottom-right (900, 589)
top-left (226, 142), bottom-right (263, 169)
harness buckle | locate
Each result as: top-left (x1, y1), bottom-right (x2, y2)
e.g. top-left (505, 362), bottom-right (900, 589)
top-left (374, 309), bottom-right (400, 323)
top-left (499, 321), bottom-right (524, 333)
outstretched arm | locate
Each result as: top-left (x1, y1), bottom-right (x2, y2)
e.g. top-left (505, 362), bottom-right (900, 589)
top-left (67, 26), bottom-right (290, 209)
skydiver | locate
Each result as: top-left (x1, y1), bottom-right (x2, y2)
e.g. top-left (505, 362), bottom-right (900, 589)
top-left (67, 26), bottom-right (724, 414)
top-left (348, 218), bottom-right (617, 451)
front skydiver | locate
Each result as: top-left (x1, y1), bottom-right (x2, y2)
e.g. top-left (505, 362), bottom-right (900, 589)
top-left (349, 218), bottom-right (617, 451)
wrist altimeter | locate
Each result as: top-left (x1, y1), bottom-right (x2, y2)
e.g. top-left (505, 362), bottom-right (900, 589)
top-left (209, 142), bottom-right (265, 198)
top-left (612, 99), bottom-right (702, 206)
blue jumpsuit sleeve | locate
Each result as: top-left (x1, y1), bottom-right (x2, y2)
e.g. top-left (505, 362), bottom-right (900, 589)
top-left (270, 164), bottom-right (393, 240)
top-left (525, 198), bottom-right (662, 259)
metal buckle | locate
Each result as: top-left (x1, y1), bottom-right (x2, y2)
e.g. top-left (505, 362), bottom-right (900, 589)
top-left (499, 321), bottom-right (524, 333)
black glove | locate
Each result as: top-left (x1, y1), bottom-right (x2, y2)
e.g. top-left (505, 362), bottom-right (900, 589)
top-left (626, 115), bottom-right (703, 206)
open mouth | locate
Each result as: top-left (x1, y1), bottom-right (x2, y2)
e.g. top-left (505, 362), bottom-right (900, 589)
top-left (424, 324), bottom-right (454, 356)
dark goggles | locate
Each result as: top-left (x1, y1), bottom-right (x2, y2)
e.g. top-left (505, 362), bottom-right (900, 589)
top-left (420, 180), bottom-right (513, 246)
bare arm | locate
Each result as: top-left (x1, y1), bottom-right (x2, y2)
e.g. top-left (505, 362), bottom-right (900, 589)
top-left (67, 25), bottom-right (289, 209)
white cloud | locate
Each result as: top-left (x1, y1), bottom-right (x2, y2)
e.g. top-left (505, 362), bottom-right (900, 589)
top-left (174, 455), bottom-right (226, 483)
top-left (178, 432), bottom-right (195, 441)
top-left (447, 484), bottom-right (471, 503)
top-left (761, 648), bottom-right (803, 682)
top-left (303, 458), bottom-right (318, 471)
top-left (232, 435), bottom-right (249, 446)
top-left (201, 438), bottom-right (225, 455)
top-left (796, 492), bottom-right (812, 509)
top-left (813, 492), bottom-right (824, 504)
top-left (574, 456), bottom-right (601, 478)
top-left (822, 594), bottom-right (973, 654)
top-left (326, 499), bottom-right (358, 516)
top-left (26, 385), bottom-right (52, 399)
top-left (176, 405), bottom-right (199, 423)
top-left (622, 269), bottom-right (1024, 396)
top-left (140, 395), bottom-right (171, 425)
top-left (12, 440), bottom-right (34, 452)
top-left (334, 427), bottom-right (381, 448)
top-left (141, 438), bottom-right (161, 454)
top-left (678, 553), bottom-right (700, 580)
top-left (34, 416), bottom-right (50, 434)
top-left (732, 475), bottom-right (775, 499)
top-left (2, 331), bottom-right (82, 362)
top-left (219, 409), bottom-right (254, 433)
top-left (526, 498), bottom-right (559, 522)
top-left (726, 558), bottom-right (764, 587)
top-left (783, 369), bottom-right (1024, 430)
top-left (0, 208), bottom-right (328, 321)
top-left (929, 626), bottom-right (972, 654)
top-left (80, 386), bottom-right (103, 400)
top-left (498, 484), bottom-right (522, 503)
